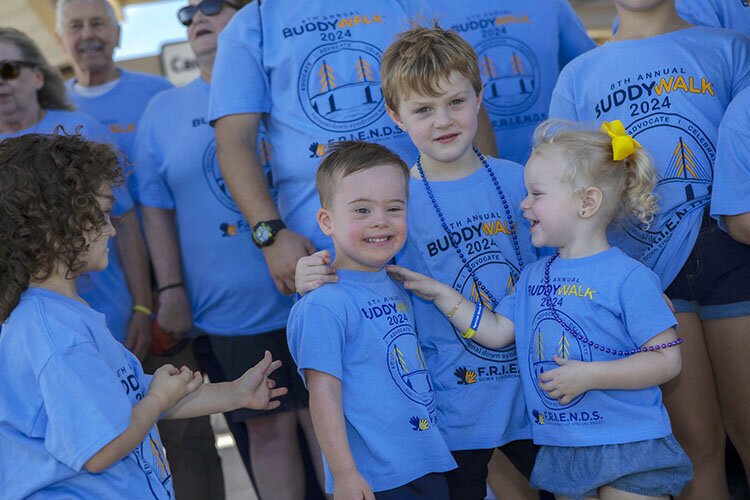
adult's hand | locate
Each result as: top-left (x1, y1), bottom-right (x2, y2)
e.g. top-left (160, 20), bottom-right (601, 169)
top-left (262, 229), bottom-right (317, 295)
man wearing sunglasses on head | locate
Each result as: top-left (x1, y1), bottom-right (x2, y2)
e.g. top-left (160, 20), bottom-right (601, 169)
top-left (133, 1), bottom-right (324, 499)
top-left (55, 0), bottom-right (173, 202)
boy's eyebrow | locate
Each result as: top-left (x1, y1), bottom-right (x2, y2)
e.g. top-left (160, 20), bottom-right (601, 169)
top-left (346, 198), bottom-right (406, 205)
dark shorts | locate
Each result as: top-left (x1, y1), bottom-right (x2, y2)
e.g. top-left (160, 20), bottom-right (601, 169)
top-left (208, 328), bottom-right (308, 422)
top-left (445, 440), bottom-right (538, 500)
top-left (530, 435), bottom-right (693, 499)
top-left (375, 473), bottom-right (449, 500)
top-left (666, 211), bottom-right (750, 319)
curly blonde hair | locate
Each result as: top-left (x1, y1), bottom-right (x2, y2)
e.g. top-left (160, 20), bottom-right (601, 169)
top-left (532, 120), bottom-right (658, 227)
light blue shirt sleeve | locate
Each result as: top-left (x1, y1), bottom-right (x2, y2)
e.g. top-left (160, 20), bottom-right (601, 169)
top-left (711, 87), bottom-right (750, 219)
top-left (133, 105), bottom-right (176, 210)
top-left (287, 301), bottom-right (346, 383)
top-left (619, 266), bottom-right (677, 346)
top-left (557, 0), bottom-right (597, 67)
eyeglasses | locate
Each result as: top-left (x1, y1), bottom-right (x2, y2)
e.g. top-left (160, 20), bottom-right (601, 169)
top-left (0, 60), bottom-right (36, 81)
top-left (177, 0), bottom-right (238, 27)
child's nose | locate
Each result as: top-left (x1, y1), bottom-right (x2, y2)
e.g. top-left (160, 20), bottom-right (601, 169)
top-left (433, 107), bottom-right (452, 127)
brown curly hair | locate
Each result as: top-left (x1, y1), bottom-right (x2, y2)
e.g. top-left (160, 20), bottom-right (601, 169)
top-left (0, 133), bottom-right (123, 321)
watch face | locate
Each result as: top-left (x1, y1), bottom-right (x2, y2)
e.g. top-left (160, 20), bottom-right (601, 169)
top-left (255, 224), bottom-right (272, 243)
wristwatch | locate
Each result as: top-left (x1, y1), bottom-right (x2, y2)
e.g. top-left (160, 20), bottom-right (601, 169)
top-left (252, 219), bottom-right (286, 248)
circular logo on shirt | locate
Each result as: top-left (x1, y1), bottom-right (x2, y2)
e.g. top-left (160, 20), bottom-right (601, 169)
top-left (298, 41), bottom-right (386, 132)
top-left (452, 251), bottom-right (520, 362)
top-left (384, 324), bottom-right (435, 408)
top-left (475, 37), bottom-right (541, 116)
top-left (618, 113), bottom-right (715, 260)
top-left (202, 138), bottom-right (241, 213)
top-left (528, 308), bottom-right (592, 410)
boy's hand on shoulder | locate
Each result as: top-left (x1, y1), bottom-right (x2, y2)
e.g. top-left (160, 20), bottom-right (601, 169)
top-left (234, 350), bottom-right (289, 410)
top-left (148, 364), bottom-right (203, 412)
top-left (296, 249), bottom-right (338, 295)
top-left (386, 265), bottom-right (444, 302)
top-left (333, 469), bottom-right (375, 500)
top-left (538, 355), bottom-right (592, 405)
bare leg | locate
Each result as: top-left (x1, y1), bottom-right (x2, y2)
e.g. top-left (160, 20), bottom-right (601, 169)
top-left (703, 315), bottom-right (750, 485)
top-left (599, 485), bottom-right (667, 499)
top-left (662, 313), bottom-right (728, 500)
top-left (486, 449), bottom-right (538, 500)
top-left (245, 411), bottom-right (305, 500)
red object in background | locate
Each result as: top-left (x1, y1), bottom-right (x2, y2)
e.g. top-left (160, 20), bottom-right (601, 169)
top-left (150, 317), bottom-right (189, 357)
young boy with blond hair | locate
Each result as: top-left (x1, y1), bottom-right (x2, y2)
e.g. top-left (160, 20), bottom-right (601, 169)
top-left (297, 25), bottom-right (540, 499)
top-left (287, 141), bottom-right (456, 499)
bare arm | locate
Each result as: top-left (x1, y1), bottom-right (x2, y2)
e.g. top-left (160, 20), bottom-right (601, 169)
top-left (474, 104), bottom-right (498, 158)
top-left (386, 265), bottom-right (514, 349)
top-left (84, 364), bottom-right (201, 473)
top-left (724, 213), bottom-right (750, 245)
top-left (163, 351), bottom-right (287, 419)
top-left (141, 206), bottom-right (192, 337)
top-left (306, 369), bottom-right (374, 500)
top-left (215, 114), bottom-right (316, 294)
top-left (114, 210), bottom-right (153, 360)
top-left (539, 328), bottom-right (682, 405)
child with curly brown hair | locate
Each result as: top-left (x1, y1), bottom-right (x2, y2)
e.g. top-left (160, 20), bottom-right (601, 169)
top-left (0, 133), bottom-right (288, 499)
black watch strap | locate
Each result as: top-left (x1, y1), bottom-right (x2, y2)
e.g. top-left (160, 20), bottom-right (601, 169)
top-left (252, 219), bottom-right (286, 247)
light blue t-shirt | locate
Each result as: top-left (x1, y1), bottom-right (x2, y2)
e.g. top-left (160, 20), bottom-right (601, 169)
top-left (134, 78), bottom-right (292, 335)
top-left (209, 1), bottom-right (420, 252)
top-left (397, 157), bottom-right (537, 450)
top-left (550, 27), bottom-right (750, 289)
top-left (0, 288), bottom-right (172, 499)
top-left (413, 0), bottom-right (595, 165)
top-left (0, 109), bottom-right (135, 344)
top-left (496, 248), bottom-right (676, 447)
top-left (711, 86), bottom-right (750, 222)
top-left (287, 269), bottom-right (456, 492)
top-left (678, 0), bottom-right (750, 34)
top-left (68, 69), bottom-right (173, 200)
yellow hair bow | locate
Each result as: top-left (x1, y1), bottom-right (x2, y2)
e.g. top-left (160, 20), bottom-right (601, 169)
top-left (600, 120), bottom-right (641, 161)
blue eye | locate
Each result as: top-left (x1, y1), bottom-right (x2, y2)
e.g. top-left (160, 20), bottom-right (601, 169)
top-left (450, 98), bottom-right (465, 105)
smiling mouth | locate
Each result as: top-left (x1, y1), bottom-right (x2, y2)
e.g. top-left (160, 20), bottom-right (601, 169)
top-left (435, 133), bottom-right (459, 143)
top-left (195, 29), bottom-right (212, 37)
top-left (364, 236), bottom-right (391, 244)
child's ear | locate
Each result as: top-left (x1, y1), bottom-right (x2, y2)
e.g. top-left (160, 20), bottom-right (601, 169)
top-left (579, 186), bottom-right (604, 219)
top-left (317, 208), bottom-right (334, 236)
top-left (475, 86), bottom-right (484, 113)
top-left (386, 105), bottom-right (406, 131)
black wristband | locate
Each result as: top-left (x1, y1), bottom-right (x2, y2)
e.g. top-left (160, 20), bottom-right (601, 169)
top-left (158, 282), bottom-right (185, 293)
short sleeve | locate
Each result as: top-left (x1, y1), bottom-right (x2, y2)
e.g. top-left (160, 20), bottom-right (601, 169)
top-left (730, 33), bottom-right (750, 98)
top-left (209, 5), bottom-right (270, 123)
top-left (286, 301), bottom-right (347, 383)
top-left (556, 0), bottom-right (596, 67)
top-left (711, 99), bottom-right (750, 218)
top-left (620, 266), bottom-right (677, 347)
top-left (676, 0), bottom-right (721, 28)
top-left (39, 344), bottom-right (132, 472)
top-left (132, 107), bottom-right (175, 210)
top-left (496, 292), bottom-right (516, 324)
top-left (549, 66), bottom-right (579, 121)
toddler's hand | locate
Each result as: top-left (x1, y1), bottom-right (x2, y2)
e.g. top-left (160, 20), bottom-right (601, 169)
top-left (148, 364), bottom-right (203, 412)
top-left (333, 469), bottom-right (374, 500)
top-left (538, 355), bottom-right (591, 405)
top-left (386, 265), bottom-right (445, 302)
top-left (235, 351), bottom-right (289, 410)
top-left (295, 250), bottom-right (338, 295)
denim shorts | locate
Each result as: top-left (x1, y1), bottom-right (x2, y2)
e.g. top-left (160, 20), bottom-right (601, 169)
top-left (665, 211), bottom-right (750, 319)
top-left (375, 473), bottom-right (449, 500)
top-left (529, 434), bottom-right (693, 499)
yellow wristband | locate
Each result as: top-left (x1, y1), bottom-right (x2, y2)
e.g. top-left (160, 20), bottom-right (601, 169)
top-left (462, 328), bottom-right (477, 340)
top-left (132, 304), bottom-right (153, 316)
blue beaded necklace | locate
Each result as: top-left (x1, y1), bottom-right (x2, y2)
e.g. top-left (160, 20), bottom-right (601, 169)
top-left (416, 147), bottom-right (525, 310)
top-left (543, 253), bottom-right (684, 357)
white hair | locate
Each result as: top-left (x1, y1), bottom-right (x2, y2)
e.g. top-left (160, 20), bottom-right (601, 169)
top-left (56, 0), bottom-right (119, 33)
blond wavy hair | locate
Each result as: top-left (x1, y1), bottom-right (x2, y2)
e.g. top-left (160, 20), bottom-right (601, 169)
top-left (532, 120), bottom-right (658, 227)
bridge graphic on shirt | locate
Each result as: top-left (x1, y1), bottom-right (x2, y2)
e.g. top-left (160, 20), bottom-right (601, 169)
top-left (310, 57), bottom-right (379, 117)
top-left (533, 329), bottom-right (571, 364)
top-left (481, 51), bottom-right (535, 100)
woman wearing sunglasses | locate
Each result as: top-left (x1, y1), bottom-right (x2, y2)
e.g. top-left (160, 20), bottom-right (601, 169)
top-left (133, 1), bottom-right (326, 499)
top-left (0, 27), bottom-right (152, 366)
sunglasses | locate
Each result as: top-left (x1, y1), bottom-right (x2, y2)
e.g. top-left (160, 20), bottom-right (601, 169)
top-left (178, 0), bottom-right (238, 27)
top-left (0, 60), bottom-right (36, 81)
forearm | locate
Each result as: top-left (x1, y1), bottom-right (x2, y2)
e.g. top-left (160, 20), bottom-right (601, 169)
top-left (83, 394), bottom-right (164, 473)
top-left (584, 329), bottom-right (682, 391)
top-left (474, 104), bottom-right (498, 158)
top-left (434, 291), bottom-right (514, 349)
top-left (724, 213), bottom-right (750, 245)
top-left (307, 371), bottom-right (358, 476)
top-left (142, 206), bottom-right (184, 287)
top-left (215, 115), bottom-right (279, 225)
top-left (115, 211), bottom-right (152, 305)
top-left (162, 380), bottom-right (237, 420)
